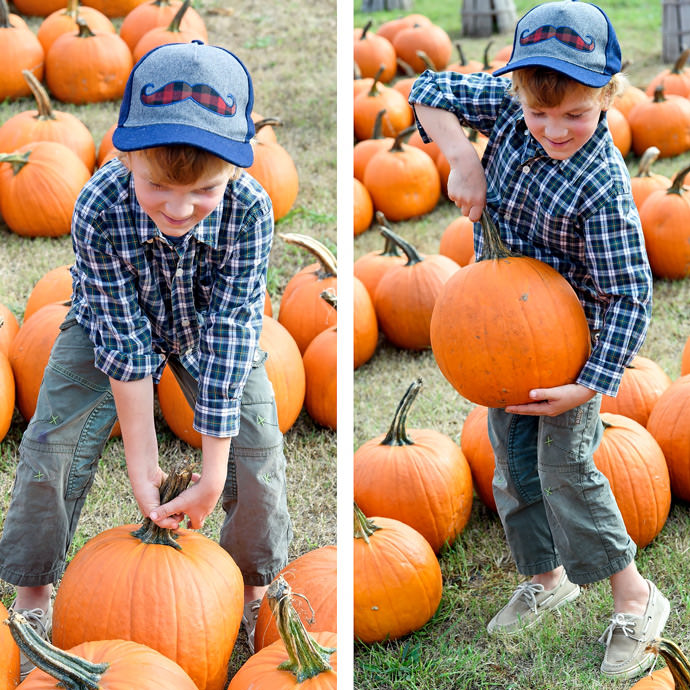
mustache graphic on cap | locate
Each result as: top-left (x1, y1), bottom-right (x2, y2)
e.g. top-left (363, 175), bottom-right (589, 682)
top-left (140, 81), bottom-right (237, 116)
top-left (519, 25), bottom-right (595, 52)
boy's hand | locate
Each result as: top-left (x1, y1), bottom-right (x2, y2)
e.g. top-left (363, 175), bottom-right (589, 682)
top-left (446, 160), bottom-right (487, 222)
top-left (149, 472), bottom-right (224, 530)
top-left (504, 383), bottom-right (596, 417)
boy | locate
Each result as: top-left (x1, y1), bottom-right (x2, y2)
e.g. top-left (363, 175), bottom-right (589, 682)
top-left (409, 0), bottom-right (668, 680)
top-left (0, 41), bottom-right (291, 672)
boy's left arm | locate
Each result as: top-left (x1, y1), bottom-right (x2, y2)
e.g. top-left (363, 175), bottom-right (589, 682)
top-left (507, 193), bottom-right (652, 417)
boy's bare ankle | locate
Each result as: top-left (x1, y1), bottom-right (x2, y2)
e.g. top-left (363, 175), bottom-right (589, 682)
top-left (14, 585), bottom-right (52, 612)
top-left (531, 566), bottom-right (564, 591)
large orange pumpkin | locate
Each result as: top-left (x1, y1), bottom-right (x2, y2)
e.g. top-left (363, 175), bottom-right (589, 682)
top-left (12, 0), bottom-right (67, 14)
top-left (353, 276), bottom-right (378, 368)
top-left (0, 350), bottom-right (15, 443)
top-left (52, 465), bottom-right (244, 690)
top-left (638, 163), bottom-right (690, 279)
top-left (277, 234), bottom-right (337, 354)
top-left (647, 374), bottom-right (690, 502)
top-left (0, 303), bottom-right (20, 356)
top-left (157, 314), bottom-right (306, 446)
top-left (354, 378), bottom-right (474, 553)
top-left (119, 0), bottom-right (207, 53)
top-left (373, 226), bottom-right (459, 350)
top-left (0, 141), bottom-right (91, 237)
top-left (392, 22), bottom-right (453, 72)
top-left (629, 638), bottom-right (690, 690)
top-left (600, 355), bottom-right (672, 427)
top-left (593, 413), bottom-right (671, 548)
top-left (683, 334), bottom-right (690, 376)
top-left (353, 72), bottom-right (414, 141)
top-left (439, 215), bottom-right (475, 267)
top-left (0, 0), bottom-right (45, 102)
top-left (0, 602), bottom-right (19, 690)
top-left (45, 17), bottom-right (132, 104)
top-left (7, 611), bottom-right (196, 689)
top-left (81, 0), bottom-right (149, 16)
top-left (353, 505), bottom-right (443, 644)
top-left (228, 576), bottom-right (337, 690)
top-left (8, 301), bottom-right (70, 422)
top-left (430, 211), bottom-right (590, 407)
top-left (253, 545), bottom-right (337, 652)
top-left (24, 264), bottom-right (74, 322)
top-left (354, 20), bottom-right (397, 83)
top-left (645, 48), bottom-right (690, 97)
top-left (0, 70), bottom-right (96, 171)
top-left (630, 146), bottom-right (671, 212)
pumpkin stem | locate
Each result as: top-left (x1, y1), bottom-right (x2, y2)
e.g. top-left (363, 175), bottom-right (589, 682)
top-left (22, 69), bottom-right (56, 121)
top-left (278, 233), bottom-right (337, 277)
top-left (454, 41), bottom-right (468, 67)
top-left (365, 65), bottom-right (386, 97)
top-left (0, 0), bottom-right (11, 29)
top-left (254, 117), bottom-right (282, 137)
top-left (374, 212), bottom-right (402, 257)
top-left (353, 502), bottom-right (381, 543)
top-left (320, 288), bottom-right (337, 311)
top-left (477, 209), bottom-right (519, 260)
top-left (388, 124), bottom-right (417, 153)
top-left (370, 109), bottom-right (387, 140)
top-left (672, 47), bottom-right (690, 74)
top-left (166, 0), bottom-right (190, 32)
top-left (416, 50), bottom-right (436, 72)
top-left (482, 39), bottom-right (494, 70)
top-left (75, 16), bottom-right (96, 38)
top-left (64, 0), bottom-right (80, 18)
top-left (380, 377), bottom-right (422, 446)
top-left (360, 19), bottom-right (373, 40)
top-left (396, 57), bottom-right (416, 77)
top-left (0, 151), bottom-right (31, 175)
top-left (646, 638), bottom-right (690, 688)
top-left (130, 461), bottom-right (195, 550)
top-left (668, 163), bottom-right (690, 194)
top-left (267, 575), bottom-right (336, 682)
top-left (653, 83), bottom-right (666, 102)
top-left (379, 225), bottom-right (423, 266)
top-left (636, 146), bottom-right (661, 177)
top-left (5, 611), bottom-right (108, 690)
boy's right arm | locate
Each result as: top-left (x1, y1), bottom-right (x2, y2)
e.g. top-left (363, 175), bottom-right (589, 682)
top-left (413, 104), bottom-right (487, 221)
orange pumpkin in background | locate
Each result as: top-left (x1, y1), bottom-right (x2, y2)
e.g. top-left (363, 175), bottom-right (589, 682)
top-left (0, 602), bottom-right (19, 690)
top-left (37, 0), bottom-right (115, 56)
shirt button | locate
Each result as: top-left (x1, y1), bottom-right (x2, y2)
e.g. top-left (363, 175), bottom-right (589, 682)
top-left (180, 318), bottom-right (190, 327)
top-left (522, 165), bottom-right (530, 173)
top-left (175, 268), bottom-right (183, 277)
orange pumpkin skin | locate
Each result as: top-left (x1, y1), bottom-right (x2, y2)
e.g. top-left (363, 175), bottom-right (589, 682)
top-left (254, 545), bottom-right (337, 652)
top-left (376, 13), bottom-right (432, 44)
top-left (18, 639), bottom-right (197, 689)
top-left (647, 375), bottom-right (690, 502)
top-left (81, 0), bottom-right (149, 16)
top-left (303, 325), bottom-right (337, 430)
top-left (132, 21), bottom-right (206, 63)
top-left (0, 8), bottom-right (44, 101)
top-left (630, 667), bottom-right (674, 690)
top-left (12, 0), bottom-right (67, 14)
top-left (354, 22), bottom-right (397, 83)
top-left (0, 601), bottom-right (20, 690)
top-left (439, 215), bottom-right (475, 267)
top-left (354, 177), bottom-right (373, 236)
top-left (119, 0), bottom-right (207, 53)
top-left (52, 525), bottom-right (244, 690)
top-left (353, 276), bottom-right (378, 369)
top-left (600, 355), bottom-right (672, 427)
top-left (606, 106), bottom-right (631, 157)
top-left (393, 22), bottom-right (453, 72)
top-left (431, 255), bottom-right (590, 407)
top-left (593, 413), bottom-right (671, 548)
top-left (0, 351), bottom-right (15, 443)
top-left (9, 302), bottom-right (70, 422)
top-left (24, 264), bottom-right (73, 322)
top-left (353, 241), bottom-right (406, 302)
top-left (353, 511), bottom-right (443, 644)
top-left (0, 141), bottom-right (91, 237)
top-left (683, 334), bottom-right (690, 376)
top-left (630, 146), bottom-right (671, 212)
top-left (460, 405), bottom-right (496, 512)
top-left (227, 632), bottom-right (337, 690)
top-left (45, 23), bottom-right (133, 104)
top-left (0, 303), bottom-right (20, 356)
top-left (353, 83), bottom-right (414, 140)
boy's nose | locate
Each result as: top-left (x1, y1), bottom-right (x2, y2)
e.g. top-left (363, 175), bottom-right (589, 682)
top-left (165, 197), bottom-right (194, 219)
top-left (544, 121), bottom-right (567, 138)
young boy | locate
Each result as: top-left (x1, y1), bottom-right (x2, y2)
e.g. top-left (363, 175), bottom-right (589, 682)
top-left (410, 0), bottom-right (668, 680)
top-left (0, 41), bottom-right (291, 672)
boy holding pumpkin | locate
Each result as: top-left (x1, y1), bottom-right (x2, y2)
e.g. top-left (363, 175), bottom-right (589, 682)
top-left (410, 0), bottom-right (668, 680)
top-left (0, 42), bottom-right (292, 673)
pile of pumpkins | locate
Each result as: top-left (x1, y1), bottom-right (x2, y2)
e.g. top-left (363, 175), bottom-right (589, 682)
top-left (0, 0), bottom-right (299, 238)
top-left (0, 464), bottom-right (338, 689)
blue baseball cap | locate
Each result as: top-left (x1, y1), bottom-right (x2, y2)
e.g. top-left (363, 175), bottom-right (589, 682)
top-left (113, 41), bottom-right (255, 167)
top-left (493, 0), bottom-right (621, 87)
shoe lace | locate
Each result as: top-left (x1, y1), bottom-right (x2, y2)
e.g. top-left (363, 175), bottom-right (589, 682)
top-left (598, 612), bottom-right (640, 647)
top-left (508, 582), bottom-right (545, 614)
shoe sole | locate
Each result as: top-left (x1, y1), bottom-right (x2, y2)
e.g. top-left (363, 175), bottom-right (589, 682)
top-left (488, 584), bottom-right (581, 635)
top-left (600, 595), bottom-right (671, 680)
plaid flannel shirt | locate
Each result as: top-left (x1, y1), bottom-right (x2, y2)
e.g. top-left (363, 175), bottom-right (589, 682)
top-left (70, 159), bottom-right (273, 438)
top-left (409, 70), bottom-right (652, 396)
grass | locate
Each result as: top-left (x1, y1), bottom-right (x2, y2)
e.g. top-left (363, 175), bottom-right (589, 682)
top-left (354, 2), bottom-right (690, 688)
top-left (0, 0), bottom-right (336, 682)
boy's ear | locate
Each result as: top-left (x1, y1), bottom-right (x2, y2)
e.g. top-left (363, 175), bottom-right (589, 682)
top-left (118, 151), bottom-right (132, 170)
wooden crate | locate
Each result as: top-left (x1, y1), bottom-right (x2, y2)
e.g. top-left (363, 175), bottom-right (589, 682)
top-left (662, 0), bottom-right (690, 62)
top-left (461, 0), bottom-right (516, 38)
top-left (360, 0), bottom-right (412, 11)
